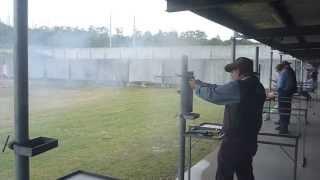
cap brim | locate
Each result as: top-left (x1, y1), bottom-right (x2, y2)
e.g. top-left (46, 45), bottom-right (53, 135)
top-left (225, 63), bottom-right (237, 72)
top-left (282, 61), bottom-right (291, 65)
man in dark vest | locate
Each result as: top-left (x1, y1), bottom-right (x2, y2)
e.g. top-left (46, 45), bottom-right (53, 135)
top-left (189, 57), bottom-right (266, 180)
top-left (273, 61), bottom-right (297, 134)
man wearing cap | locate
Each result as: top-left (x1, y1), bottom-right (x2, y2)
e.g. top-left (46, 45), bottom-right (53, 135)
top-left (274, 61), bottom-right (297, 134)
top-left (189, 57), bottom-right (266, 180)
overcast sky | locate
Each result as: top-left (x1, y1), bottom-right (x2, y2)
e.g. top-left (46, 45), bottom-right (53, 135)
top-left (0, 0), bottom-right (233, 40)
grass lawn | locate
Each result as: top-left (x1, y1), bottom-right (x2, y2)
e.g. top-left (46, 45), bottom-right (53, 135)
top-left (0, 86), bottom-right (224, 180)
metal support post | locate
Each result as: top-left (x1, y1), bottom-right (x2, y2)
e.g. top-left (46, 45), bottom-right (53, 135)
top-left (188, 135), bottom-right (192, 180)
top-left (255, 46), bottom-right (260, 73)
top-left (255, 46), bottom-right (260, 79)
top-left (302, 104), bottom-right (307, 167)
top-left (269, 50), bottom-right (274, 90)
top-left (301, 61), bottom-right (304, 82)
top-left (178, 114), bottom-right (186, 180)
top-left (266, 50), bottom-right (274, 121)
top-left (13, 0), bottom-right (30, 179)
top-left (294, 138), bottom-right (299, 180)
top-left (178, 55), bottom-right (189, 180)
top-left (68, 59), bottom-right (72, 81)
top-left (231, 35), bottom-right (236, 62)
top-left (161, 61), bottom-right (165, 87)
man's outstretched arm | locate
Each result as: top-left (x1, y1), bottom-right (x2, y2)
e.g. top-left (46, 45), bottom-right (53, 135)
top-left (194, 80), bottom-right (240, 105)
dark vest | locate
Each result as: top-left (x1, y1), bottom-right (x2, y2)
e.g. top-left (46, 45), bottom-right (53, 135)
top-left (223, 76), bottom-right (266, 144)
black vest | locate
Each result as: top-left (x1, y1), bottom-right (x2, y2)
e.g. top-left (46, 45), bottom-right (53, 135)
top-left (223, 76), bottom-right (266, 144)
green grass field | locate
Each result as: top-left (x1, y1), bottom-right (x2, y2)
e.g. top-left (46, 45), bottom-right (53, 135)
top-left (0, 86), bottom-right (223, 180)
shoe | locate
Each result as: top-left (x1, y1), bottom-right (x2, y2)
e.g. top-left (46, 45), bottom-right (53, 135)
top-left (274, 121), bottom-right (280, 125)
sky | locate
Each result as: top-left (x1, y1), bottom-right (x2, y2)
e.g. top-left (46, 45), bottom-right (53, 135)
top-left (0, 0), bottom-right (233, 40)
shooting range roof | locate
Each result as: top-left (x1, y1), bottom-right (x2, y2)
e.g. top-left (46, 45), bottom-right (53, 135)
top-left (167, 0), bottom-right (320, 65)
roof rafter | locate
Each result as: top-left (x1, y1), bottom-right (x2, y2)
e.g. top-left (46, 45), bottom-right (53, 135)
top-left (270, 0), bottom-right (306, 44)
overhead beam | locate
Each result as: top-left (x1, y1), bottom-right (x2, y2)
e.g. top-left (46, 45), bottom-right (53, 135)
top-left (289, 49), bottom-right (320, 54)
top-left (270, 1), bottom-right (306, 44)
top-left (167, 0), bottom-right (277, 12)
top-left (289, 50), bottom-right (320, 59)
top-left (306, 59), bottom-right (320, 65)
top-left (167, 0), bottom-right (225, 12)
top-left (242, 25), bottom-right (320, 39)
top-left (280, 42), bottom-right (320, 50)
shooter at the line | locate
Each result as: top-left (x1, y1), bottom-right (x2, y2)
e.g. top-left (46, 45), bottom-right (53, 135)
top-left (189, 57), bottom-right (266, 180)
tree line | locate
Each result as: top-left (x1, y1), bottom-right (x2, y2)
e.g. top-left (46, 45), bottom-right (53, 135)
top-left (0, 21), bottom-right (258, 48)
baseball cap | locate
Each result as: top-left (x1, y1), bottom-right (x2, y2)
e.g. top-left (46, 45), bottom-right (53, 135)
top-left (225, 57), bottom-right (254, 75)
top-left (281, 61), bottom-right (291, 65)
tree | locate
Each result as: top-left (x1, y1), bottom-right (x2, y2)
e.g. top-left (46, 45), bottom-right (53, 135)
top-left (142, 31), bottom-right (153, 46)
top-left (180, 30), bottom-right (208, 45)
top-left (0, 23), bottom-right (258, 48)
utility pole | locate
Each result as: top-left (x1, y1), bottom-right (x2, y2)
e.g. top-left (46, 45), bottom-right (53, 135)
top-left (7, 0), bottom-right (11, 26)
top-left (133, 16), bottom-right (136, 48)
top-left (109, 14), bottom-right (112, 48)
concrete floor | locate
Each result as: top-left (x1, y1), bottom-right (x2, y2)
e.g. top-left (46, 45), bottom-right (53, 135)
top-left (185, 95), bottom-right (320, 180)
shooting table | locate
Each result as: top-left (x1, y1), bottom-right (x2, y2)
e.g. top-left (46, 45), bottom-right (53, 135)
top-left (184, 105), bottom-right (307, 180)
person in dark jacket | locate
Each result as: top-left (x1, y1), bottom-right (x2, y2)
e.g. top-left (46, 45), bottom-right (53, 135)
top-left (189, 57), bottom-right (266, 180)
